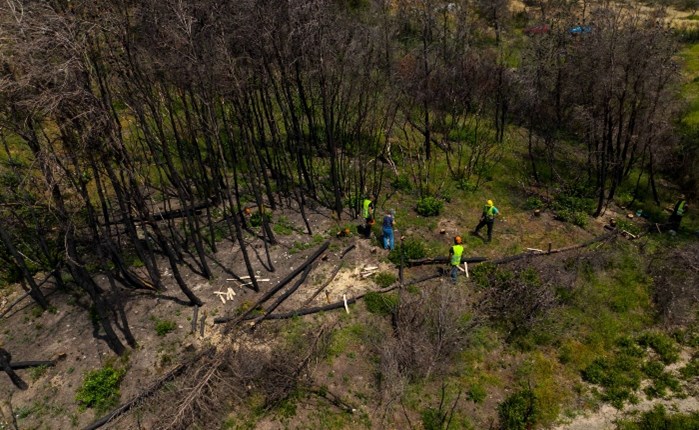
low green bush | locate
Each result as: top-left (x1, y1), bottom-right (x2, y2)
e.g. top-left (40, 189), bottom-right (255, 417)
top-left (374, 272), bottom-right (397, 289)
top-left (75, 365), bottom-right (126, 413)
top-left (154, 319), bottom-right (177, 336)
top-left (387, 238), bottom-right (427, 265)
top-left (391, 175), bottom-right (412, 192)
top-left (249, 211), bottom-right (270, 227)
top-left (364, 292), bottom-right (398, 316)
top-left (498, 388), bottom-right (539, 430)
top-left (637, 332), bottom-right (679, 364)
top-left (524, 197), bottom-right (544, 210)
top-left (616, 404), bottom-right (699, 430)
top-left (416, 196), bottom-right (443, 217)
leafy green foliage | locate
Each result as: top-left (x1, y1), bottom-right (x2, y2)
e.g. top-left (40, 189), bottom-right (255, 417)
top-left (391, 175), bottom-right (412, 192)
top-left (498, 388), bottom-right (539, 430)
top-left (551, 192), bottom-right (594, 227)
top-left (387, 238), bottom-right (426, 264)
top-left (154, 318), bottom-right (177, 336)
top-left (616, 404), bottom-right (699, 430)
top-left (364, 292), bottom-right (398, 316)
top-left (249, 211), bottom-right (270, 228)
top-left (637, 332), bottom-right (680, 364)
top-left (582, 354), bottom-right (643, 408)
top-left (416, 196), bottom-right (443, 217)
top-left (75, 366), bottom-right (125, 413)
top-left (466, 384), bottom-right (486, 403)
top-left (524, 197), bottom-right (544, 210)
top-left (374, 271), bottom-right (397, 289)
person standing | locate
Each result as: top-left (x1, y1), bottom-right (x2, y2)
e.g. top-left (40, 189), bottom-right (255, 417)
top-left (362, 195), bottom-right (376, 238)
top-left (382, 209), bottom-right (396, 250)
top-left (473, 199), bottom-right (500, 243)
top-left (449, 236), bottom-right (464, 283)
top-left (669, 196), bottom-right (688, 231)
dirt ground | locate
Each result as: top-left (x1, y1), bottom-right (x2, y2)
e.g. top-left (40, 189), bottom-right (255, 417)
top-left (0, 195), bottom-right (693, 429)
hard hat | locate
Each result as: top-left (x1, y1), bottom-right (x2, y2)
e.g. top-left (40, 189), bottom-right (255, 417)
top-left (454, 236), bottom-right (462, 244)
top-left (487, 199), bottom-right (494, 206)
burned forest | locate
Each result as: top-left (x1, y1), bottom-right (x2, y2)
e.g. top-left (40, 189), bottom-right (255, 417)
top-left (1, 0), bottom-right (699, 429)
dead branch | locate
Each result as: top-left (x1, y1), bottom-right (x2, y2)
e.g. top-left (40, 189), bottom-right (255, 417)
top-left (82, 347), bottom-right (216, 430)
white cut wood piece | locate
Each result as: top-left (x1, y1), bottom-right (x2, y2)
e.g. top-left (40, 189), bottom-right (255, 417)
top-left (343, 294), bottom-right (350, 314)
top-left (464, 262), bottom-right (469, 278)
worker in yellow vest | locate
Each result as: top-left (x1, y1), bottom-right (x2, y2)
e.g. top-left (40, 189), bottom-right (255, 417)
top-left (473, 199), bottom-right (500, 243)
top-left (449, 236), bottom-right (464, 283)
top-left (669, 196), bottom-right (688, 231)
top-left (362, 195), bottom-right (376, 238)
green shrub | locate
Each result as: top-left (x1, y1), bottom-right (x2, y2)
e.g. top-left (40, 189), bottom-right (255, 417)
top-left (679, 358), bottom-right (699, 379)
top-left (524, 197), bottom-right (544, 210)
top-left (374, 272), bottom-right (397, 289)
top-left (75, 366), bottom-right (125, 413)
top-left (421, 407), bottom-right (445, 430)
top-left (391, 175), bottom-right (412, 192)
top-left (387, 238), bottom-right (426, 265)
top-left (552, 193), bottom-right (594, 227)
top-left (637, 332), bottom-right (679, 364)
top-left (364, 292), bottom-right (398, 316)
top-left (498, 388), bottom-right (539, 430)
top-left (416, 196), bottom-right (443, 217)
top-left (582, 354), bottom-right (643, 408)
top-left (616, 404), bottom-right (699, 430)
top-left (249, 211), bottom-right (270, 227)
top-left (154, 319), bottom-right (177, 336)
top-left (467, 383), bottom-right (487, 403)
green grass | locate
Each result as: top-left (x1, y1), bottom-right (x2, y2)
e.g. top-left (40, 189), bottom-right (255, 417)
top-left (154, 318), bottom-right (177, 336)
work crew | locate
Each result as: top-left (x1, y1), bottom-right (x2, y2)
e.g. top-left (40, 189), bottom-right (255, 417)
top-left (362, 195), bottom-right (376, 238)
top-left (473, 199), bottom-right (500, 243)
top-left (669, 196), bottom-right (688, 231)
top-left (449, 236), bottom-right (464, 283)
top-left (382, 209), bottom-right (396, 250)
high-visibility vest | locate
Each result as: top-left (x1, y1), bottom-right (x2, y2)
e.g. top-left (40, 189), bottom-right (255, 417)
top-left (483, 205), bottom-right (497, 220)
top-left (451, 245), bottom-right (464, 266)
top-left (363, 199), bottom-right (372, 218)
top-left (676, 200), bottom-right (686, 216)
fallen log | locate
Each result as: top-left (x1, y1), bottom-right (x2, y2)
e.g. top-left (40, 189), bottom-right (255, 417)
top-left (490, 231), bottom-right (617, 265)
top-left (256, 272), bottom-right (442, 321)
top-left (9, 361), bottom-right (55, 370)
top-left (214, 241), bottom-right (330, 325)
top-left (83, 347), bottom-right (216, 430)
top-left (250, 264), bottom-right (313, 327)
top-left (406, 256), bottom-right (487, 267)
top-left (0, 348), bottom-right (27, 390)
top-left (339, 244), bottom-right (356, 260)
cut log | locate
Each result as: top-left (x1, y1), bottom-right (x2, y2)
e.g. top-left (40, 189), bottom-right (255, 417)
top-left (249, 264), bottom-right (313, 327)
top-left (9, 360), bottom-right (55, 370)
top-left (214, 241), bottom-right (330, 325)
top-left (257, 272), bottom-right (441, 321)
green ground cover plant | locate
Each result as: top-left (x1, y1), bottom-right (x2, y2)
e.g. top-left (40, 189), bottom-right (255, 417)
top-left (75, 365), bottom-right (126, 414)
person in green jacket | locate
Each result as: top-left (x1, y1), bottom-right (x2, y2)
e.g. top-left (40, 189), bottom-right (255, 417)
top-left (449, 236), bottom-right (464, 283)
top-left (362, 195), bottom-right (376, 238)
top-left (473, 199), bottom-right (500, 243)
